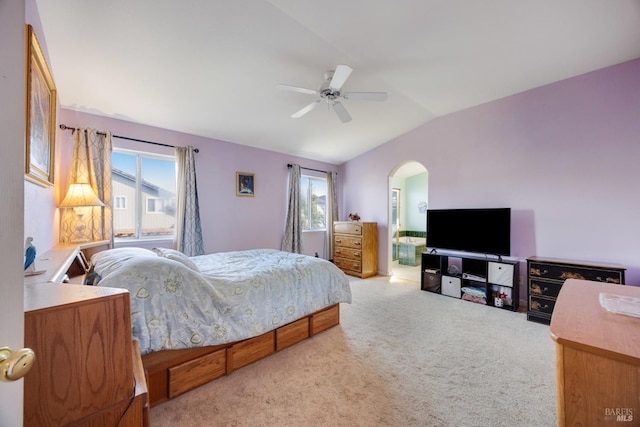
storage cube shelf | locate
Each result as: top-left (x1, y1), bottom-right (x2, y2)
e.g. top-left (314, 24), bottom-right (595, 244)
top-left (421, 251), bottom-right (519, 311)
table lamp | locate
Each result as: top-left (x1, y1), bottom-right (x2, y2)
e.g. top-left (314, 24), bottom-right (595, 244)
top-left (59, 183), bottom-right (105, 242)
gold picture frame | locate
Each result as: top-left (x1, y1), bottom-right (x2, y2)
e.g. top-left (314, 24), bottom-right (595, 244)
top-left (25, 24), bottom-right (56, 187)
top-left (236, 172), bottom-right (255, 197)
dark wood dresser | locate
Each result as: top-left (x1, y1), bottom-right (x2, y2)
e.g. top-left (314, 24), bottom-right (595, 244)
top-left (527, 257), bottom-right (625, 325)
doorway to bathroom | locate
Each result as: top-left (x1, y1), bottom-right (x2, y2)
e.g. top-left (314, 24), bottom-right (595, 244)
top-left (389, 161), bottom-right (428, 283)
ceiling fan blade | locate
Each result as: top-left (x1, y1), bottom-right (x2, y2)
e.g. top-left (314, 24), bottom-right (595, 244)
top-left (332, 101), bottom-right (352, 123)
top-left (276, 84), bottom-right (318, 95)
top-left (343, 91), bottom-right (388, 101)
top-left (291, 99), bottom-right (323, 118)
top-left (329, 64), bottom-right (353, 91)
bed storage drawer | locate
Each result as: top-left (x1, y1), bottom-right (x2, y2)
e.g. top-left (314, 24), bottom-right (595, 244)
top-left (168, 348), bottom-right (226, 398)
top-left (228, 331), bottom-right (275, 373)
top-left (276, 317), bottom-right (310, 351)
top-left (311, 304), bottom-right (340, 335)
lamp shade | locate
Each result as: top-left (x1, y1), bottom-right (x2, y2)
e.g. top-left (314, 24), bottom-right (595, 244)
top-left (59, 183), bottom-right (105, 208)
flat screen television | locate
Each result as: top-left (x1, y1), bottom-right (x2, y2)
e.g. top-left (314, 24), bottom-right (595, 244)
top-left (426, 208), bottom-right (511, 256)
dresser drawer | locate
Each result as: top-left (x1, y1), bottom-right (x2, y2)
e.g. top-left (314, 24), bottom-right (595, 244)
top-left (334, 222), bottom-right (363, 235)
top-left (529, 262), bottom-right (623, 284)
top-left (334, 246), bottom-right (361, 260)
top-left (334, 256), bottom-right (362, 273)
top-left (529, 295), bottom-right (556, 316)
top-left (334, 235), bottom-right (363, 250)
top-left (529, 279), bottom-right (563, 299)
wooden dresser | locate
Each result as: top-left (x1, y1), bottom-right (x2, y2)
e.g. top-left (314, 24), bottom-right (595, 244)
top-left (550, 279), bottom-right (640, 426)
top-left (23, 241), bottom-right (148, 426)
top-left (24, 284), bottom-right (148, 426)
top-left (333, 221), bottom-right (377, 278)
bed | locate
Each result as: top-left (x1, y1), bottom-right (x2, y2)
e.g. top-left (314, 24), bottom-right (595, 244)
top-left (91, 247), bottom-right (352, 406)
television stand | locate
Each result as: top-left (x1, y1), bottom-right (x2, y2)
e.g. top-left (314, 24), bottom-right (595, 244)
top-left (421, 250), bottom-right (519, 311)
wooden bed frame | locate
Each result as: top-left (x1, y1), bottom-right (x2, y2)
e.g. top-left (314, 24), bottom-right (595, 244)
top-left (142, 303), bottom-right (341, 406)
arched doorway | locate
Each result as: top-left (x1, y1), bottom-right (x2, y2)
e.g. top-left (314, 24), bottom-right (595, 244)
top-left (388, 161), bottom-right (428, 282)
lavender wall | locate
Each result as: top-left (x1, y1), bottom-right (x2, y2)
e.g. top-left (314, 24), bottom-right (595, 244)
top-left (58, 109), bottom-right (338, 258)
top-left (24, 0), bottom-right (58, 252)
top-left (340, 59), bottom-right (640, 286)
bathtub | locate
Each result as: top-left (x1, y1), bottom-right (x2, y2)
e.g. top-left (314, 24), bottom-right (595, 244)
top-left (393, 237), bottom-right (426, 245)
top-left (392, 237), bottom-right (427, 266)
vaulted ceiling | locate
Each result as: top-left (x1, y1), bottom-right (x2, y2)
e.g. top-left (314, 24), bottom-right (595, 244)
top-left (36, 0), bottom-right (640, 164)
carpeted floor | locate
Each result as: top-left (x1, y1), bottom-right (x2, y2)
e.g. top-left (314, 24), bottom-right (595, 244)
top-left (150, 276), bottom-right (557, 426)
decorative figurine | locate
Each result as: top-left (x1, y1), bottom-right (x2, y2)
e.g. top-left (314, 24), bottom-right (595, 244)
top-left (24, 237), bottom-right (36, 273)
top-left (348, 213), bottom-right (361, 221)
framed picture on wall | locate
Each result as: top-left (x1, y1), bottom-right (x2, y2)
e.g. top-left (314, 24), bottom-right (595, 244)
top-left (236, 172), bottom-right (255, 197)
top-left (25, 24), bottom-right (57, 187)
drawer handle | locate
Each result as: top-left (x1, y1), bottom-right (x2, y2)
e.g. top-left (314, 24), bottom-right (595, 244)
top-left (336, 239), bottom-right (342, 243)
top-left (354, 253), bottom-right (360, 257)
top-left (354, 242), bottom-right (361, 246)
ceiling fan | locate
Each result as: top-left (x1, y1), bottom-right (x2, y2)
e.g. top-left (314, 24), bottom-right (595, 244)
top-left (276, 64), bottom-right (387, 123)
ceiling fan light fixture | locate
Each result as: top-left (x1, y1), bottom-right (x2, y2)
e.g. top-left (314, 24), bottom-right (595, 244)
top-left (278, 64), bottom-right (386, 123)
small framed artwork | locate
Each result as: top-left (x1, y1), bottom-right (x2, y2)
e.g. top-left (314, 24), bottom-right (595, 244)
top-left (236, 172), bottom-right (255, 197)
top-left (25, 24), bottom-right (57, 187)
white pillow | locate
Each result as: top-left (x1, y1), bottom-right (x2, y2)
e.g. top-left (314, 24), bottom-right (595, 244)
top-left (91, 247), bottom-right (158, 278)
top-left (152, 247), bottom-right (200, 272)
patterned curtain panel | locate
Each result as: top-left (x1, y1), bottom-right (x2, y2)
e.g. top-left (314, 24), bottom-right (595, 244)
top-left (325, 170), bottom-right (338, 260)
top-left (281, 164), bottom-right (303, 254)
top-left (60, 129), bottom-right (113, 244)
top-left (174, 146), bottom-right (204, 256)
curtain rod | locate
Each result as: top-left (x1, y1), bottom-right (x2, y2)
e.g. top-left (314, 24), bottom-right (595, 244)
top-left (287, 163), bottom-right (335, 174)
top-left (59, 124), bottom-right (199, 153)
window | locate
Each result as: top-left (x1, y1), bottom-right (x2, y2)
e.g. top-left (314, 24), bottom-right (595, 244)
top-left (146, 197), bottom-right (166, 214)
top-left (112, 149), bottom-right (176, 240)
top-left (114, 196), bottom-right (127, 210)
top-left (301, 175), bottom-right (327, 231)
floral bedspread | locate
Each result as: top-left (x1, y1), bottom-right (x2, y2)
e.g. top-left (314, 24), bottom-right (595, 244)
top-left (93, 248), bottom-right (351, 354)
